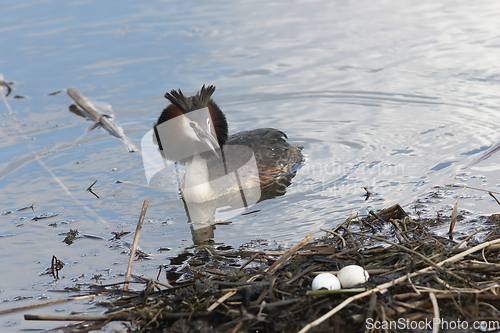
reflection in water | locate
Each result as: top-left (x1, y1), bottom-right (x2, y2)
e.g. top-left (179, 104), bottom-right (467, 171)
top-left (184, 164), bottom-right (299, 245)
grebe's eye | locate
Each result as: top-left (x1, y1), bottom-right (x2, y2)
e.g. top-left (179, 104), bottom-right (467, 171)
top-left (190, 122), bottom-right (196, 128)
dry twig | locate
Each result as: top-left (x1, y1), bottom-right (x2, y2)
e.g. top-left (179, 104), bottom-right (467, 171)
top-left (124, 200), bottom-right (149, 291)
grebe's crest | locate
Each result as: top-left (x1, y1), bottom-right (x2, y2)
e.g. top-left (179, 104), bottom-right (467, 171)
top-left (154, 85), bottom-right (229, 163)
top-left (156, 85), bottom-right (228, 147)
top-left (165, 85), bottom-right (214, 113)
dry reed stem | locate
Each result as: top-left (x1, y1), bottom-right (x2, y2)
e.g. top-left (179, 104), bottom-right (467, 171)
top-left (264, 233), bottom-right (313, 275)
top-left (449, 186), bottom-right (466, 236)
top-left (124, 200), bottom-right (149, 291)
top-left (429, 292), bottom-right (439, 333)
top-left (445, 184), bottom-right (500, 196)
top-left (25, 313), bottom-right (131, 321)
top-left (0, 294), bottom-right (105, 316)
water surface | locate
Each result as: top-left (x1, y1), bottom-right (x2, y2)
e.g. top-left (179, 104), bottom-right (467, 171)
top-left (1, 0), bottom-right (500, 330)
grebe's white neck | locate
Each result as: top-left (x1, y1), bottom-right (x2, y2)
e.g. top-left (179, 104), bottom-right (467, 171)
top-left (181, 154), bottom-right (216, 203)
top-left (180, 146), bottom-right (262, 204)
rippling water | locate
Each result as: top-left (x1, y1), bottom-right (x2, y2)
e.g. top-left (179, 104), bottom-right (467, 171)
top-left (1, 0), bottom-right (500, 330)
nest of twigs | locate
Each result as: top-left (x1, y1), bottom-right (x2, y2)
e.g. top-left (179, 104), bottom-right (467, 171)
top-left (21, 204), bottom-right (500, 332)
top-left (61, 204), bottom-right (498, 333)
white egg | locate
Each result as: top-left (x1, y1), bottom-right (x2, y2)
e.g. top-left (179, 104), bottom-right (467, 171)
top-left (311, 273), bottom-right (341, 291)
top-left (337, 265), bottom-right (369, 288)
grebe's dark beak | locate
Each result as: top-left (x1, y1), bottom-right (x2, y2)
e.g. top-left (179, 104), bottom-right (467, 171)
top-left (191, 124), bottom-right (220, 158)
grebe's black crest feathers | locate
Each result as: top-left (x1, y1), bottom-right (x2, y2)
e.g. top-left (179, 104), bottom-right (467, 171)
top-left (165, 85), bottom-right (216, 113)
top-left (155, 85), bottom-right (228, 155)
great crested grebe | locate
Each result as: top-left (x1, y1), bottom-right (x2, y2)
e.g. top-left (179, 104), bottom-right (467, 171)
top-left (154, 85), bottom-right (303, 204)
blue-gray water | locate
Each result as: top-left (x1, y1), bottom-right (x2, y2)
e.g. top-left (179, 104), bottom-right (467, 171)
top-left (1, 0), bottom-right (500, 331)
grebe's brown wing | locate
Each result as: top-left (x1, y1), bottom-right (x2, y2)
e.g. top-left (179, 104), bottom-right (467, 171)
top-left (226, 128), bottom-right (303, 187)
top-left (203, 128), bottom-right (303, 201)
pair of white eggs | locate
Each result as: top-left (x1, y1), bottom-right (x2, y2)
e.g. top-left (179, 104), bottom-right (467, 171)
top-left (311, 265), bottom-right (369, 290)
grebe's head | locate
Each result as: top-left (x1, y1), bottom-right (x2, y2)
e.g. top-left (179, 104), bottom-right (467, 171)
top-left (154, 85), bottom-right (228, 163)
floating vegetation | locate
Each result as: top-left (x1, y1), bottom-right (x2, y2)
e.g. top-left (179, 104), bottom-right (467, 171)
top-left (67, 86), bottom-right (138, 152)
top-left (16, 204), bottom-right (35, 212)
top-left (31, 212), bottom-right (61, 221)
top-left (50, 256), bottom-right (64, 279)
top-left (62, 229), bottom-right (79, 245)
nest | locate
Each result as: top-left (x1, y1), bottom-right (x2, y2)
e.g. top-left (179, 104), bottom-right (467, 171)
top-left (22, 204), bottom-right (500, 332)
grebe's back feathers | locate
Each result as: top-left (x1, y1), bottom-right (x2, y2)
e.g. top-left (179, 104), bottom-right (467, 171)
top-left (206, 128), bottom-right (303, 195)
